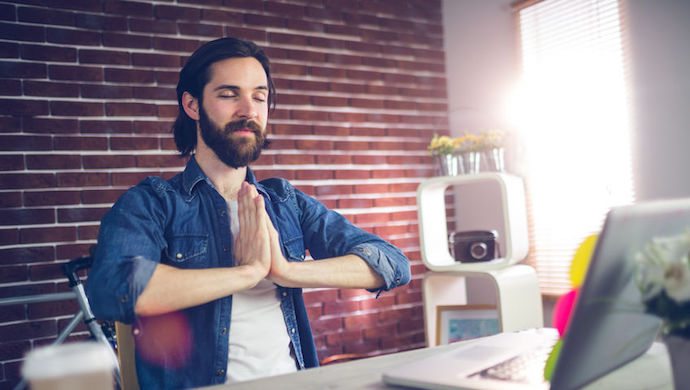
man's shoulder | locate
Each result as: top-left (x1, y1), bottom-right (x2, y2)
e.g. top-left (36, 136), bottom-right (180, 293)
top-left (115, 173), bottom-right (182, 206)
top-left (258, 177), bottom-right (296, 202)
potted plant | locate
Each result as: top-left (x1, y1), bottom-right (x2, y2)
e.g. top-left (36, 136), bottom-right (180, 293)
top-left (635, 232), bottom-right (690, 389)
top-left (428, 134), bottom-right (461, 176)
top-left (479, 129), bottom-right (506, 172)
top-left (455, 134), bottom-right (482, 174)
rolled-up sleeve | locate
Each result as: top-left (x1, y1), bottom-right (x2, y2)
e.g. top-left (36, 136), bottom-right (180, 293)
top-left (348, 242), bottom-right (411, 292)
top-left (86, 182), bottom-right (167, 324)
top-left (294, 185), bottom-right (411, 294)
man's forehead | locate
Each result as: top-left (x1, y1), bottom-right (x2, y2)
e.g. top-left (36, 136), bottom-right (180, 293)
top-left (207, 57), bottom-right (268, 87)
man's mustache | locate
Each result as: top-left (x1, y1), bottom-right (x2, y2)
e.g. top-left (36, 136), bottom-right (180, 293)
top-left (224, 119), bottom-right (262, 135)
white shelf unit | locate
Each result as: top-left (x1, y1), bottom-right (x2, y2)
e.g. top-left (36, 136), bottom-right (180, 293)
top-left (417, 173), bottom-right (543, 347)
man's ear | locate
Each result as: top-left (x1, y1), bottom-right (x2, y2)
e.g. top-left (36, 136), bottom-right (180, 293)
top-left (181, 91), bottom-right (200, 121)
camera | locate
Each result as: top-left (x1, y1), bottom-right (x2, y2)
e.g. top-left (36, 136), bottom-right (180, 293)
top-left (449, 230), bottom-right (499, 263)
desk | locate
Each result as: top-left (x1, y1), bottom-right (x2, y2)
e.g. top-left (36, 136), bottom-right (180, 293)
top-left (204, 339), bottom-right (672, 390)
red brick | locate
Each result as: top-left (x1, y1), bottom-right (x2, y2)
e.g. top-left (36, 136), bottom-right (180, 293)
top-left (0, 173), bottom-right (55, 189)
top-left (323, 301), bottom-right (359, 315)
top-left (0, 21), bottom-right (45, 42)
top-left (303, 289), bottom-right (338, 303)
top-left (0, 41), bottom-right (19, 58)
top-left (48, 65), bottom-right (103, 81)
top-left (0, 191), bottom-right (21, 207)
top-left (50, 101), bottom-right (104, 117)
top-left (153, 36), bottom-right (200, 53)
top-left (0, 228), bottom-right (18, 245)
top-left (56, 243), bottom-right (94, 260)
top-left (54, 136), bottom-right (108, 150)
top-left (75, 13), bottom-right (128, 31)
top-left (155, 4), bottom-right (201, 20)
top-left (78, 48), bottom-right (130, 65)
top-left (316, 155), bottom-right (351, 164)
top-left (111, 172), bottom-right (153, 186)
top-left (77, 225), bottom-right (99, 240)
top-left (156, 70), bottom-right (178, 85)
top-left (0, 319), bottom-right (56, 342)
top-left (57, 172), bottom-right (109, 187)
top-left (79, 120), bottom-right (133, 134)
top-left (20, 43), bottom-right (76, 62)
top-left (110, 137), bottom-right (158, 151)
top-left (57, 207), bottom-right (109, 223)
top-left (0, 155), bottom-right (23, 171)
top-left (128, 17), bottom-right (177, 34)
top-left (27, 299), bottom-right (80, 320)
top-left (46, 27), bottom-right (100, 46)
top-left (82, 155), bottom-right (136, 169)
top-left (22, 118), bottom-right (78, 134)
top-left (24, 190), bottom-right (80, 206)
top-left (80, 84), bottom-right (133, 99)
top-left (23, 80), bottom-right (79, 97)
top-left (132, 52), bottom-right (181, 68)
top-left (295, 170), bottom-right (332, 180)
top-left (133, 86), bottom-right (176, 100)
top-left (0, 99), bottom-right (49, 116)
top-left (0, 341), bottom-right (30, 361)
top-left (26, 155), bottom-right (81, 170)
top-left (200, 8), bottom-right (243, 24)
top-left (157, 104), bottom-right (178, 118)
top-left (105, 102), bottom-right (157, 117)
top-left (20, 226), bottom-right (76, 244)
top-left (81, 189), bottom-right (124, 204)
top-left (343, 313), bottom-right (378, 330)
top-left (104, 32), bottom-right (152, 49)
top-left (325, 329), bottom-right (362, 346)
top-left (105, 68), bottom-right (155, 83)
top-left (104, 0), bottom-right (154, 16)
top-left (310, 317), bottom-right (342, 334)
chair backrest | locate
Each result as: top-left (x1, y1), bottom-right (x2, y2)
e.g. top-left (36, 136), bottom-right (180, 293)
top-left (115, 322), bottom-right (140, 390)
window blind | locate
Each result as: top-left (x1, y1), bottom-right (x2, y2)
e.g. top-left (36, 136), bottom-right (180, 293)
top-left (513, 0), bottom-right (634, 295)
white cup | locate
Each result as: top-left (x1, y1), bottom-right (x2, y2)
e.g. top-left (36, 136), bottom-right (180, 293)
top-left (21, 342), bottom-right (115, 390)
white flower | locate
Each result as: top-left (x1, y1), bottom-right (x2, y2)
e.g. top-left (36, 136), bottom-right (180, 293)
top-left (635, 231), bottom-right (690, 304)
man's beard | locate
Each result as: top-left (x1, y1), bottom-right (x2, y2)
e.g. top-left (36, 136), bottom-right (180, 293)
top-left (198, 105), bottom-right (268, 169)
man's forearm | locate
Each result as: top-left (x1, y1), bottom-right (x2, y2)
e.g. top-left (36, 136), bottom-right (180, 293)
top-left (135, 262), bottom-right (265, 316)
top-left (270, 254), bottom-right (385, 289)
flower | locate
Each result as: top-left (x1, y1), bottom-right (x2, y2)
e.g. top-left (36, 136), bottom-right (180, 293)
top-left (427, 134), bottom-right (456, 156)
top-left (479, 129), bottom-right (506, 150)
top-left (455, 134), bottom-right (482, 153)
top-left (635, 231), bottom-right (690, 337)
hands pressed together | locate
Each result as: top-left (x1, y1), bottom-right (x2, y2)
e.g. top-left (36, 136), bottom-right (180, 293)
top-left (233, 182), bottom-right (290, 286)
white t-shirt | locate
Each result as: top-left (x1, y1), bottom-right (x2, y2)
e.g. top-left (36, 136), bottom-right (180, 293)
top-left (225, 200), bottom-right (297, 383)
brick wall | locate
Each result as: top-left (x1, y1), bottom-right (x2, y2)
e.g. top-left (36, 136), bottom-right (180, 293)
top-left (0, 0), bottom-right (448, 387)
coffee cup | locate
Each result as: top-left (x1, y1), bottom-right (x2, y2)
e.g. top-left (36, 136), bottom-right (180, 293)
top-left (21, 341), bottom-right (115, 390)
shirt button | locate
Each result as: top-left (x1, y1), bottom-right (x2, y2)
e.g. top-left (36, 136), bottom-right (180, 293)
top-left (120, 295), bottom-right (128, 303)
top-left (282, 291), bottom-right (287, 297)
top-left (221, 327), bottom-right (227, 335)
top-left (216, 369), bottom-right (225, 376)
top-left (291, 328), bottom-right (296, 334)
top-left (133, 328), bottom-right (140, 336)
top-left (176, 253), bottom-right (183, 259)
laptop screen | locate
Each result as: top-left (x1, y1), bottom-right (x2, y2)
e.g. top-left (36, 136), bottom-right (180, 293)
top-left (550, 199), bottom-right (690, 389)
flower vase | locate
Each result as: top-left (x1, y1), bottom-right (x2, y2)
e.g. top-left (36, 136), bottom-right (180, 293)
top-left (461, 152), bottom-right (481, 174)
top-left (435, 154), bottom-right (462, 176)
top-left (484, 147), bottom-right (505, 172)
top-left (664, 335), bottom-right (690, 389)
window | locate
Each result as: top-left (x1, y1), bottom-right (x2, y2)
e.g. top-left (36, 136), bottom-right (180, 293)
top-left (510, 0), bottom-right (634, 295)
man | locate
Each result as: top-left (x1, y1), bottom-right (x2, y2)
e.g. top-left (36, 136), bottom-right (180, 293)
top-left (86, 37), bottom-right (411, 389)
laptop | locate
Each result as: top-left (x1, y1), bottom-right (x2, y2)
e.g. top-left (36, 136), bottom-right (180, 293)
top-left (383, 198), bottom-right (690, 390)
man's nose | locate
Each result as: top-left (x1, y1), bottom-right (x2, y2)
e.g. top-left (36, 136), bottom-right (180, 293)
top-left (236, 95), bottom-right (258, 119)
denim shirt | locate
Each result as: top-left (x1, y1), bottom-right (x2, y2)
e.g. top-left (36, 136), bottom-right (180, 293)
top-left (86, 157), bottom-right (411, 389)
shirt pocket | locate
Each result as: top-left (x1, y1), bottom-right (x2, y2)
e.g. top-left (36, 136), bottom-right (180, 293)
top-left (165, 235), bottom-right (209, 264)
top-left (282, 235), bottom-right (305, 261)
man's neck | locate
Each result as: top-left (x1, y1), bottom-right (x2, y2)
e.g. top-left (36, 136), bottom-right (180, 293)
top-left (195, 145), bottom-right (247, 201)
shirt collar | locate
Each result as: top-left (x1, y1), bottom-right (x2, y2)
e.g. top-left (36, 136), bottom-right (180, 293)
top-left (182, 155), bottom-right (265, 198)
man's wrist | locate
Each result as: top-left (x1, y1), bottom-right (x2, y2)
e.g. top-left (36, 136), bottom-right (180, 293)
top-left (237, 263), bottom-right (268, 287)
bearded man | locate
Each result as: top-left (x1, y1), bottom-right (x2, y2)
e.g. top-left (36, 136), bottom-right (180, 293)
top-left (86, 37), bottom-right (410, 389)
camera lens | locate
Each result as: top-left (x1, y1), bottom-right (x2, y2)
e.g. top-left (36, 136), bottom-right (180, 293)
top-left (469, 242), bottom-right (488, 260)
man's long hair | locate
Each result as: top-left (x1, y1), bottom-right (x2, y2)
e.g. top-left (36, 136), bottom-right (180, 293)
top-left (172, 37), bottom-right (276, 157)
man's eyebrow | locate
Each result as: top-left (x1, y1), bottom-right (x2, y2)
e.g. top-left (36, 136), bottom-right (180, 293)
top-left (213, 85), bottom-right (269, 92)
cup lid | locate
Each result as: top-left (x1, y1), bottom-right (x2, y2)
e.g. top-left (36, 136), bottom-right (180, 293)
top-left (22, 342), bottom-right (115, 380)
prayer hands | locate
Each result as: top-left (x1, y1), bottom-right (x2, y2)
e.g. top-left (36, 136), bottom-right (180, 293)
top-left (233, 182), bottom-right (271, 282)
top-left (234, 182), bottom-right (290, 285)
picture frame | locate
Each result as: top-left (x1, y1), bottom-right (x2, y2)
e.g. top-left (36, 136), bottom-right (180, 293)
top-left (436, 304), bottom-right (500, 345)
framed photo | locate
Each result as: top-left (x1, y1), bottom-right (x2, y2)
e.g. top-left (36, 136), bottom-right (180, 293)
top-left (436, 305), bottom-right (500, 345)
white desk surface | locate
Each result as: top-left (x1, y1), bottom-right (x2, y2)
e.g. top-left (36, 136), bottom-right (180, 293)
top-left (203, 337), bottom-right (673, 390)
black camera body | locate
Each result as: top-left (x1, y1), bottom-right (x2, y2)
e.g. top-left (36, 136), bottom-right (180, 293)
top-left (449, 230), bottom-right (498, 263)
